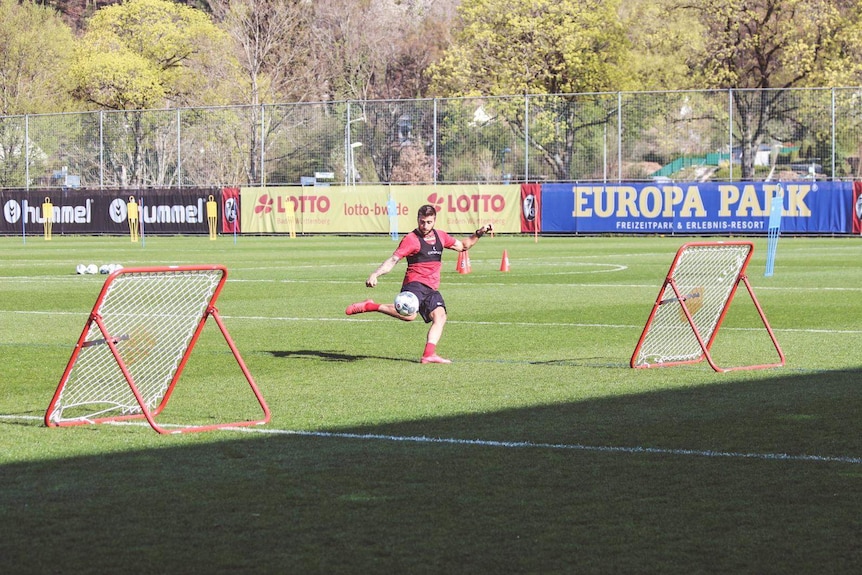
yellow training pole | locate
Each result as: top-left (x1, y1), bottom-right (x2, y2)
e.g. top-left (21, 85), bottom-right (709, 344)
top-left (127, 196), bottom-right (140, 242)
top-left (42, 197), bottom-right (53, 240)
top-left (207, 195), bottom-right (218, 240)
top-left (286, 199), bottom-right (297, 238)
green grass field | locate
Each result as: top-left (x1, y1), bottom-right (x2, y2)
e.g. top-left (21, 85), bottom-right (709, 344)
top-left (1, 233), bottom-right (860, 574)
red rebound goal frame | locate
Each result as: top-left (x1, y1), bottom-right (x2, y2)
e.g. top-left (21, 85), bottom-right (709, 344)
top-left (45, 265), bottom-right (270, 434)
top-left (630, 241), bottom-right (785, 373)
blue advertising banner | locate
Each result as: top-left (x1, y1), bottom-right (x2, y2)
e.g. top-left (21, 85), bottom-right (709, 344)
top-left (541, 181), bottom-right (855, 234)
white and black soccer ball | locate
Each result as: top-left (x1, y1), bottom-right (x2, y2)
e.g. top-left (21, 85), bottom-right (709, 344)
top-left (76, 264), bottom-right (86, 275)
top-left (394, 291), bottom-right (419, 316)
top-left (86, 264), bottom-right (98, 275)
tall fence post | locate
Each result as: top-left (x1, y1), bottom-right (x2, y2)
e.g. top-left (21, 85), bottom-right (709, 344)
top-left (831, 88), bottom-right (836, 180)
top-left (728, 89), bottom-right (734, 182)
top-left (617, 91), bottom-right (623, 183)
top-left (524, 95), bottom-right (530, 182)
top-left (259, 104), bottom-right (266, 186)
top-left (25, 115), bottom-right (29, 191)
top-left (99, 110), bottom-right (104, 189)
top-left (176, 108), bottom-right (182, 188)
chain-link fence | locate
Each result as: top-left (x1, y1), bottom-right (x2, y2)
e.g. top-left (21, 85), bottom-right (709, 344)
top-left (3, 87), bottom-right (862, 190)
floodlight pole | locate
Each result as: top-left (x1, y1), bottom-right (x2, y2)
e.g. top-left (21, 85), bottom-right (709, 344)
top-left (501, 147), bottom-right (511, 183)
top-left (344, 105), bottom-right (366, 185)
top-left (350, 142), bottom-right (363, 186)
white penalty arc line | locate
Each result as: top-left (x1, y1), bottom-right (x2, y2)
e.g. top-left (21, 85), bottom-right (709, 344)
top-left (3, 415), bottom-right (860, 464)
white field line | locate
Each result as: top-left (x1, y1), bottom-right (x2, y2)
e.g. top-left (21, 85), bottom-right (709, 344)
top-left (6, 271), bottom-right (862, 296)
top-left (4, 273), bottom-right (862, 291)
top-left (2, 309), bottom-right (862, 334)
top-left (3, 414), bottom-right (861, 465)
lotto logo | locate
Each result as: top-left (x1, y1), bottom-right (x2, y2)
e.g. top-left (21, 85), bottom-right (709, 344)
top-left (426, 192), bottom-right (506, 213)
top-left (255, 195), bottom-right (274, 214)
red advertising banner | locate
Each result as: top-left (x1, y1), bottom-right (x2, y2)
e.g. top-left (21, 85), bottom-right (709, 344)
top-left (853, 181), bottom-right (862, 234)
top-left (520, 183), bottom-right (541, 233)
top-left (222, 187), bottom-right (240, 233)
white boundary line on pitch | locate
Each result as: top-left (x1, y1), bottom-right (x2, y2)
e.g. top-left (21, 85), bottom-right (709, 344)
top-left (3, 414), bottom-right (861, 465)
top-left (3, 309), bottom-right (862, 335)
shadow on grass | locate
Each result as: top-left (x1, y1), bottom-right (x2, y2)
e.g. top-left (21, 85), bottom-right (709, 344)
top-left (267, 349), bottom-right (416, 363)
top-left (2, 367), bottom-right (862, 574)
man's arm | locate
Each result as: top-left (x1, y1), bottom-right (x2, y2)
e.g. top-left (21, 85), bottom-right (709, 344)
top-left (366, 254), bottom-right (401, 287)
top-left (453, 223), bottom-right (494, 252)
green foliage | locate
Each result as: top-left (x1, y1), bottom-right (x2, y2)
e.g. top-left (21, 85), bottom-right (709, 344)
top-left (428, 0), bottom-right (633, 97)
top-left (687, 0), bottom-right (862, 89)
top-left (69, 0), bottom-right (232, 110)
top-left (70, 50), bottom-right (166, 110)
top-left (620, 0), bottom-right (706, 90)
top-left (434, 98), bottom-right (514, 182)
top-left (0, 0), bottom-right (76, 114)
top-left (664, 0), bottom-right (862, 178)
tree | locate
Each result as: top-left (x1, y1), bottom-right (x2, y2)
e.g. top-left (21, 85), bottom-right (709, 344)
top-left (363, 0), bottom-right (459, 100)
top-left (428, 0), bottom-right (632, 97)
top-left (310, 0), bottom-right (388, 102)
top-left (619, 0), bottom-right (704, 91)
top-left (310, 0), bottom-right (457, 101)
top-left (427, 0), bottom-right (633, 180)
top-left (209, 0), bottom-right (316, 183)
top-left (308, 1), bottom-right (458, 184)
top-left (684, 0), bottom-right (862, 177)
top-left (0, 0), bottom-right (76, 115)
top-left (69, 0), bottom-right (232, 110)
top-left (391, 142), bottom-right (435, 183)
top-left (68, 0), bottom-right (234, 185)
top-left (212, 0), bottom-right (315, 105)
top-left (0, 0), bottom-right (76, 187)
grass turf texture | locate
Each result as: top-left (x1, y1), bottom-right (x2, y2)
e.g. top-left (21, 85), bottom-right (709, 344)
top-left (1, 234), bottom-right (860, 574)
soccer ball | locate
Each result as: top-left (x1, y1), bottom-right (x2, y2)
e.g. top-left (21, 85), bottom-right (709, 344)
top-left (86, 264), bottom-right (98, 275)
top-left (75, 264), bottom-right (86, 275)
top-left (394, 291), bottom-right (419, 316)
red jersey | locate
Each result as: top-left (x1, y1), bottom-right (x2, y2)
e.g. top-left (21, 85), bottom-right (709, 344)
top-left (393, 228), bottom-right (456, 290)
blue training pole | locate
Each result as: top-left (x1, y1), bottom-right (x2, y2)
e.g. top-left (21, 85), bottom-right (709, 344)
top-left (388, 194), bottom-right (398, 241)
top-left (140, 197), bottom-right (146, 248)
top-left (765, 185), bottom-right (783, 277)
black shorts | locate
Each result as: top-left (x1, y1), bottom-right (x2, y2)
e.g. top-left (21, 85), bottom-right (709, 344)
top-left (401, 281), bottom-right (445, 323)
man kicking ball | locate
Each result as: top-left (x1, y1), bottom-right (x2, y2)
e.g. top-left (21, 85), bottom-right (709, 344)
top-left (346, 204), bottom-right (493, 364)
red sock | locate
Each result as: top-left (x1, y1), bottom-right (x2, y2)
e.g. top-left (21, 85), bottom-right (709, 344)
top-left (423, 343), bottom-right (436, 358)
top-left (366, 302), bottom-right (380, 312)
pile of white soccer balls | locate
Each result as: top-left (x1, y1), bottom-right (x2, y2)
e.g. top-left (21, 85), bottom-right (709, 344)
top-left (76, 263), bottom-right (124, 275)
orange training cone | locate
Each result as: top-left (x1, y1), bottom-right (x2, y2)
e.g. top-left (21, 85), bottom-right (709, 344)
top-left (500, 250), bottom-right (510, 272)
top-left (458, 250), bottom-right (472, 274)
